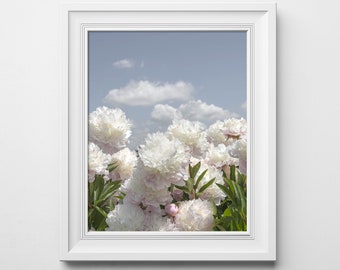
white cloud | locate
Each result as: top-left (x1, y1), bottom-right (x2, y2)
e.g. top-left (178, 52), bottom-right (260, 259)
top-left (151, 100), bottom-right (239, 125)
top-left (241, 101), bottom-right (247, 110)
top-left (113, 59), bottom-right (135, 69)
top-left (104, 80), bottom-right (193, 106)
top-left (179, 100), bottom-right (239, 122)
top-left (151, 104), bottom-right (180, 123)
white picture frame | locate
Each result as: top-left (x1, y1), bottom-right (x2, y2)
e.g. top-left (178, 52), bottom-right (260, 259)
top-left (60, 2), bottom-right (276, 261)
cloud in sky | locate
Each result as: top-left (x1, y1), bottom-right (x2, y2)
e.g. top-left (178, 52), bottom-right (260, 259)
top-left (112, 59), bottom-right (135, 69)
top-left (151, 100), bottom-right (239, 125)
top-left (104, 80), bottom-right (193, 106)
top-left (241, 101), bottom-right (247, 110)
top-left (151, 104), bottom-right (179, 123)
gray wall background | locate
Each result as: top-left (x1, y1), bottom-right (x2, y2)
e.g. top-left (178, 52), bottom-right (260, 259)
top-left (1, 0), bottom-right (339, 269)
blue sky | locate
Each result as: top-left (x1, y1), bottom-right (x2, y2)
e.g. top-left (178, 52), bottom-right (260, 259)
top-left (88, 31), bottom-right (247, 148)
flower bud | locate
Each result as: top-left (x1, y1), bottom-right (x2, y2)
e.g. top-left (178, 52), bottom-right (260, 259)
top-left (172, 189), bottom-right (183, 201)
top-left (165, 203), bottom-right (179, 217)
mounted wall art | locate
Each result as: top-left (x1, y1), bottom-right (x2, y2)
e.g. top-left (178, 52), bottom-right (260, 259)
top-left (60, 2), bottom-right (276, 261)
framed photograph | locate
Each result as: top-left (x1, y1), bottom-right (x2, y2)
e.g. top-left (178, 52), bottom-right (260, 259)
top-left (60, 2), bottom-right (276, 261)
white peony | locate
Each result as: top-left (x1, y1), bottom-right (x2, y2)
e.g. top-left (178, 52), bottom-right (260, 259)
top-left (89, 106), bottom-right (132, 154)
top-left (120, 172), bottom-right (146, 205)
top-left (125, 160), bottom-right (170, 191)
top-left (88, 142), bottom-right (111, 182)
top-left (205, 143), bottom-right (239, 168)
top-left (139, 132), bottom-right (189, 182)
top-left (167, 119), bottom-right (209, 157)
top-left (175, 199), bottom-right (214, 231)
top-left (223, 118), bottom-right (247, 138)
top-left (207, 120), bottom-right (226, 145)
top-left (142, 207), bottom-right (174, 231)
top-left (122, 167), bottom-right (173, 207)
top-left (109, 148), bottom-right (137, 181)
top-left (142, 168), bottom-right (177, 191)
top-left (207, 118), bottom-right (247, 146)
top-left (158, 219), bottom-right (179, 232)
top-left (140, 186), bottom-right (173, 207)
top-left (229, 138), bottom-right (247, 174)
top-left (106, 202), bottom-right (145, 231)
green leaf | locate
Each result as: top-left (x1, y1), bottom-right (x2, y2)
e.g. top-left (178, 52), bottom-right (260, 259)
top-left (107, 162), bottom-right (119, 173)
top-left (188, 164), bottom-right (193, 178)
top-left (89, 182), bottom-right (95, 198)
top-left (97, 218), bottom-right (108, 231)
top-left (94, 206), bottom-right (107, 218)
top-left (222, 168), bottom-right (227, 179)
top-left (114, 194), bottom-right (125, 200)
top-left (236, 171), bottom-right (243, 185)
top-left (93, 175), bottom-right (104, 203)
top-left (223, 207), bottom-right (232, 217)
top-left (175, 184), bottom-right (190, 194)
top-left (234, 182), bottom-right (246, 213)
top-left (226, 179), bottom-right (236, 196)
top-left (186, 177), bottom-right (195, 192)
top-left (91, 210), bottom-right (103, 230)
top-left (93, 190), bottom-right (99, 204)
top-left (222, 216), bottom-right (234, 223)
top-left (109, 199), bottom-right (115, 211)
top-left (191, 162), bottom-right (201, 178)
top-left (194, 169), bottom-right (208, 190)
top-left (95, 186), bottom-right (119, 205)
top-left (216, 183), bottom-right (235, 202)
top-left (198, 178), bottom-right (215, 194)
top-left (230, 181), bottom-right (240, 204)
top-left (231, 210), bottom-right (242, 231)
top-left (215, 224), bottom-right (226, 231)
top-left (169, 184), bottom-right (175, 193)
top-left (230, 181), bottom-right (246, 212)
top-left (237, 172), bottom-right (247, 188)
top-left (230, 165), bottom-right (236, 181)
top-left (210, 197), bottom-right (217, 215)
top-left (88, 208), bottom-right (95, 218)
top-left (101, 181), bottom-right (121, 199)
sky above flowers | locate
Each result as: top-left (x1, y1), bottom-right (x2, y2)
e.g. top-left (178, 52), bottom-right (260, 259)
top-left (88, 31), bottom-right (247, 148)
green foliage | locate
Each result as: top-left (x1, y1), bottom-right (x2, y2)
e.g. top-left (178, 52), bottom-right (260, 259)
top-left (88, 162), bottom-right (123, 231)
top-left (214, 165), bottom-right (247, 231)
top-left (174, 162), bottom-right (215, 201)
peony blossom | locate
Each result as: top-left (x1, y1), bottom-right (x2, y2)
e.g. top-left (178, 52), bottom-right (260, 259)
top-left (229, 138), bottom-right (247, 174)
top-left (122, 166), bottom-right (173, 207)
top-left (167, 119), bottom-right (209, 157)
top-left (206, 120), bottom-right (226, 145)
top-left (125, 160), bottom-right (170, 191)
top-left (158, 218), bottom-right (179, 232)
top-left (88, 142), bottom-right (110, 182)
top-left (139, 132), bottom-right (189, 185)
top-left (204, 143), bottom-right (239, 168)
top-left (109, 148), bottom-right (137, 181)
top-left (143, 206), bottom-right (178, 231)
top-left (106, 202), bottom-right (145, 231)
top-left (207, 118), bottom-right (247, 146)
top-left (175, 199), bottom-right (214, 231)
top-left (89, 106), bottom-right (132, 154)
top-left (223, 118), bottom-right (247, 138)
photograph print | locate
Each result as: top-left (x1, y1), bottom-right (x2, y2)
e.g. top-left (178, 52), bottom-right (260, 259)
top-left (87, 31), bottom-right (248, 232)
